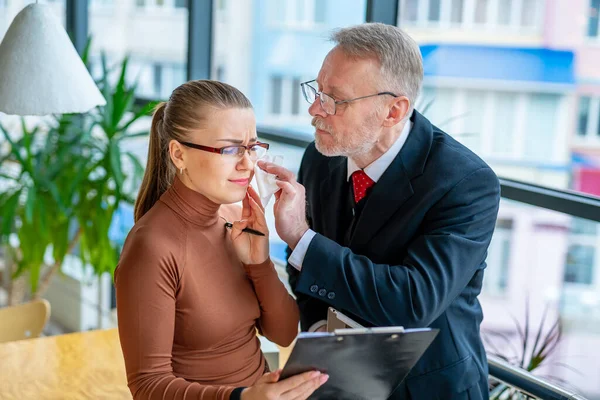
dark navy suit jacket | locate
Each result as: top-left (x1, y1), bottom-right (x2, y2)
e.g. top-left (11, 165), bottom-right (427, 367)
top-left (286, 111), bottom-right (500, 399)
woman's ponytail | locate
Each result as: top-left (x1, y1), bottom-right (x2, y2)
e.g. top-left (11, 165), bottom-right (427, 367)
top-left (134, 102), bottom-right (173, 222)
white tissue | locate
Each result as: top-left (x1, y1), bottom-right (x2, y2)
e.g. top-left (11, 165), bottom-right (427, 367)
top-left (254, 154), bottom-right (283, 207)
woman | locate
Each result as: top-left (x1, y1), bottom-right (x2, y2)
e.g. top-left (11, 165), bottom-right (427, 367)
top-left (115, 80), bottom-right (328, 400)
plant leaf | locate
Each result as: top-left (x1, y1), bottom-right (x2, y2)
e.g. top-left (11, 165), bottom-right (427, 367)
top-left (24, 186), bottom-right (37, 224)
top-left (0, 121), bottom-right (28, 172)
top-left (0, 190), bottom-right (21, 237)
top-left (109, 140), bottom-right (125, 191)
top-left (521, 295), bottom-right (530, 368)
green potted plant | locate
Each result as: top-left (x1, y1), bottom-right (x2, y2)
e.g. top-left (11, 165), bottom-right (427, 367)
top-left (0, 47), bottom-right (154, 305)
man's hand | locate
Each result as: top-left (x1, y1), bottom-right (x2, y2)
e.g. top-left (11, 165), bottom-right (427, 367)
top-left (257, 161), bottom-right (309, 249)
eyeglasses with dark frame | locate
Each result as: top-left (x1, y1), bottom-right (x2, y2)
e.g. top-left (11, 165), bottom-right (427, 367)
top-left (179, 141), bottom-right (270, 161)
top-left (300, 79), bottom-right (399, 115)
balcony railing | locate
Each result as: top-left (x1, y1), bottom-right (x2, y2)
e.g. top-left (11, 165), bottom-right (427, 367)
top-left (488, 355), bottom-right (588, 400)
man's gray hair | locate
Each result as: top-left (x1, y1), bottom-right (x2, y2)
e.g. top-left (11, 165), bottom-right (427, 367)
top-left (331, 23), bottom-right (423, 114)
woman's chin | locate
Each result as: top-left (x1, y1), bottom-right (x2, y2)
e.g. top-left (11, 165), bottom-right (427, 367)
top-left (223, 191), bottom-right (248, 205)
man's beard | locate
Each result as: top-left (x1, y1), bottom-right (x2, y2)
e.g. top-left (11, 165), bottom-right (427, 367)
top-left (312, 117), bottom-right (341, 157)
top-left (312, 116), bottom-right (378, 158)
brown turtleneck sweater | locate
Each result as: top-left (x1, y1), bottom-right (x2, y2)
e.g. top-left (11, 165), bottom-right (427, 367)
top-left (115, 177), bottom-right (299, 400)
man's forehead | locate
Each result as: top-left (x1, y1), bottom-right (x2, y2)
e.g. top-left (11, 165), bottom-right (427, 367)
top-left (317, 54), bottom-right (352, 89)
top-left (318, 54), bottom-right (378, 92)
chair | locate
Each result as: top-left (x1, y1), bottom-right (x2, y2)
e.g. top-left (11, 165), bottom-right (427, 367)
top-left (0, 299), bottom-right (51, 343)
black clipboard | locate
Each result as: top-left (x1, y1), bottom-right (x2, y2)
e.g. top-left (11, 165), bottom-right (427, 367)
top-left (280, 310), bottom-right (439, 399)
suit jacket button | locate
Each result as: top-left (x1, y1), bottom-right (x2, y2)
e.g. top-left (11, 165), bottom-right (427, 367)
top-left (310, 285), bottom-right (319, 293)
top-left (318, 289), bottom-right (327, 297)
top-left (327, 292), bottom-right (335, 300)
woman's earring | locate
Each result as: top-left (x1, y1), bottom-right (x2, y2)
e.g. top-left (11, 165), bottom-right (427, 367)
top-left (180, 167), bottom-right (184, 175)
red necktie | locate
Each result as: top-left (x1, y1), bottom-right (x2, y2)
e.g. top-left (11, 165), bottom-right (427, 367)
top-left (351, 170), bottom-right (375, 203)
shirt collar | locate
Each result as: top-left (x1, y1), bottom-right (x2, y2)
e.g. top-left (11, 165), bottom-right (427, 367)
top-left (347, 118), bottom-right (413, 182)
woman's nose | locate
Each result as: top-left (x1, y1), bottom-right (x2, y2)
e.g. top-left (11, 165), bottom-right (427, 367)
top-left (237, 151), bottom-right (254, 170)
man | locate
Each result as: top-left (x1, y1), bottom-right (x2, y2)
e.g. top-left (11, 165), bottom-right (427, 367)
top-left (259, 23), bottom-right (499, 399)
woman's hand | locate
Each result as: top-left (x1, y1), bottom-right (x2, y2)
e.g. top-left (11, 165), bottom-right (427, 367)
top-left (241, 369), bottom-right (328, 400)
top-left (230, 185), bottom-right (270, 265)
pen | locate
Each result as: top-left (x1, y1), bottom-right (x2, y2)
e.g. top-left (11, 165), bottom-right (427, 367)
top-left (223, 221), bottom-right (266, 237)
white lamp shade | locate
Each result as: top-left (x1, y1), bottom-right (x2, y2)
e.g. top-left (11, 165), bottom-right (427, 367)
top-left (0, 3), bottom-right (106, 116)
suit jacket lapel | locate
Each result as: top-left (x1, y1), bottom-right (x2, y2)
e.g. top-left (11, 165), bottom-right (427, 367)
top-left (350, 111), bottom-right (433, 248)
top-left (319, 156), bottom-right (347, 241)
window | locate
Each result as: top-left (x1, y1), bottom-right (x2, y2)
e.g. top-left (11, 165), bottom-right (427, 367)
top-left (484, 219), bottom-right (513, 296)
top-left (114, 60), bottom-right (186, 100)
top-left (269, 0), bottom-right (327, 27)
top-left (267, 76), bottom-right (307, 119)
top-left (564, 245), bottom-right (595, 284)
top-left (523, 94), bottom-right (560, 161)
top-left (420, 88), bottom-right (562, 161)
top-left (402, 0), bottom-right (419, 22)
top-left (491, 92), bottom-right (517, 155)
top-left (474, 0), bottom-right (488, 24)
top-left (135, 0), bottom-right (185, 9)
top-left (420, 87), bottom-right (455, 129)
top-left (216, 65), bottom-right (225, 82)
top-left (153, 63), bottom-right (163, 97)
top-left (92, 0), bottom-right (114, 6)
top-left (428, 0), bottom-right (441, 22)
top-left (450, 0), bottom-right (464, 23)
top-left (588, 0), bottom-right (600, 37)
top-left (461, 89), bottom-right (485, 153)
top-left (520, 0), bottom-right (537, 27)
top-left (579, 96), bottom-right (591, 136)
top-left (291, 78), bottom-right (301, 116)
top-left (89, 1), bottom-right (188, 100)
top-left (270, 76), bottom-right (283, 115)
top-left (571, 219), bottom-right (598, 235)
top-left (497, 0), bottom-right (511, 25)
top-left (577, 96), bottom-right (600, 140)
top-left (314, 0), bottom-right (326, 23)
top-left (399, 0), bottom-right (542, 30)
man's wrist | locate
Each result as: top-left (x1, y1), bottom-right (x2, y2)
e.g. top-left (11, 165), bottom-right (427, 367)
top-left (287, 225), bottom-right (310, 250)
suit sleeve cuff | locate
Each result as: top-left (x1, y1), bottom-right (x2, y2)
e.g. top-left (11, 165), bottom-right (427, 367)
top-left (287, 229), bottom-right (317, 271)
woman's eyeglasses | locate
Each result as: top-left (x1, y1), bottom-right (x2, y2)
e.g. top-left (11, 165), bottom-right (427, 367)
top-left (179, 141), bottom-right (269, 161)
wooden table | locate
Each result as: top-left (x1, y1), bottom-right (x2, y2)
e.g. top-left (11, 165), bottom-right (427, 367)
top-left (0, 328), bottom-right (130, 400)
top-left (0, 328), bottom-right (296, 400)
